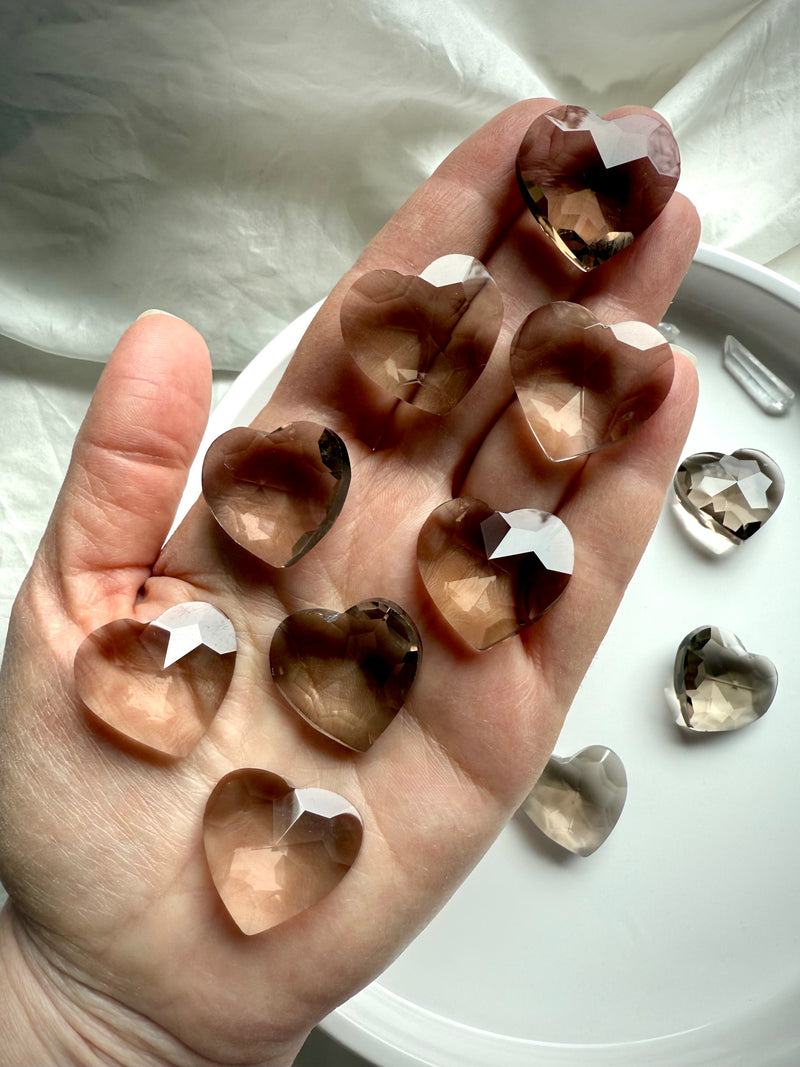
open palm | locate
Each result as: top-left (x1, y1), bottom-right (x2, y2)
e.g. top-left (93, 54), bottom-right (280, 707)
top-left (0, 99), bottom-right (699, 1066)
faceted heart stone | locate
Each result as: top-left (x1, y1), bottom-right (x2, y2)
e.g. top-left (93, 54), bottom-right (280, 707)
top-left (203, 769), bottom-right (362, 935)
top-left (510, 301), bottom-right (674, 461)
top-left (673, 449), bottom-right (784, 546)
top-left (417, 498), bottom-right (573, 650)
top-left (516, 104), bottom-right (680, 270)
top-left (674, 625), bottom-right (778, 731)
top-left (521, 746), bottom-right (627, 857)
top-left (202, 422), bottom-right (350, 568)
top-left (74, 602), bottom-right (236, 757)
top-left (270, 599), bottom-right (421, 751)
top-left (340, 253), bottom-right (503, 414)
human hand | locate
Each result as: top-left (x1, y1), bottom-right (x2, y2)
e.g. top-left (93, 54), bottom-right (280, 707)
top-left (0, 99), bottom-right (699, 1066)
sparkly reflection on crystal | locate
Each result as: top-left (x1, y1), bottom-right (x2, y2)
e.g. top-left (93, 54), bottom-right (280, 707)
top-left (270, 599), bottom-right (420, 751)
top-left (516, 104), bottom-right (680, 271)
top-left (203, 769), bottom-right (362, 935)
top-left (417, 498), bottom-right (573, 650)
top-left (674, 626), bottom-right (777, 732)
top-left (521, 746), bottom-right (627, 857)
top-left (722, 335), bottom-right (795, 416)
top-left (202, 422), bottom-right (350, 568)
top-left (340, 253), bottom-right (503, 414)
top-left (74, 602), bottom-right (236, 757)
top-left (673, 448), bottom-right (784, 546)
top-left (657, 321), bottom-right (681, 343)
top-left (510, 301), bottom-right (674, 461)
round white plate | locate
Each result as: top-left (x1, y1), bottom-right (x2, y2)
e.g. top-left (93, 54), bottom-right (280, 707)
top-left (189, 245), bottom-right (800, 1067)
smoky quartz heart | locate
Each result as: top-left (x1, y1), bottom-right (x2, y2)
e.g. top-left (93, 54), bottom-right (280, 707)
top-left (204, 769), bottom-right (362, 935)
top-left (417, 498), bottom-right (573, 650)
top-left (674, 625), bottom-right (777, 732)
top-left (340, 253), bottom-right (503, 414)
top-left (673, 448), bottom-right (784, 547)
top-left (516, 104), bottom-right (680, 271)
top-left (510, 301), bottom-right (674, 461)
top-left (521, 746), bottom-right (627, 857)
top-left (202, 422), bottom-right (350, 568)
top-left (74, 602), bottom-right (236, 757)
top-left (270, 599), bottom-right (421, 752)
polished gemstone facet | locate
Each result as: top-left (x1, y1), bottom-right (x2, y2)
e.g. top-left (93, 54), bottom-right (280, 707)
top-left (417, 498), bottom-right (573, 650)
top-left (340, 253), bottom-right (503, 414)
top-left (270, 599), bottom-right (420, 751)
top-left (202, 422), bottom-right (350, 568)
top-left (510, 301), bottom-right (674, 461)
top-left (674, 626), bottom-right (777, 731)
top-left (673, 449), bottom-right (784, 545)
top-left (74, 602), bottom-right (236, 757)
top-left (516, 104), bottom-right (680, 270)
top-left (521, 746), bottom-right (627, 857)
top-left (722, 334), bottom-right (795, 416)
top-left (203, 769), bottom-right (362, 935)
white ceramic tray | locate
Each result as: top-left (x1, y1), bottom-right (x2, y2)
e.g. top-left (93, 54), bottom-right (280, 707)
top-left (186, 245), bottom-right (800, 1067)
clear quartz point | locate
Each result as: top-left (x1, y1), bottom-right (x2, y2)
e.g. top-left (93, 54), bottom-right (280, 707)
top-left (657, 321), bottom-right (681, 342)
top-left (520, 746), bottom-right (627, 857)
top-left (722, 334), bottom-right (795, 416)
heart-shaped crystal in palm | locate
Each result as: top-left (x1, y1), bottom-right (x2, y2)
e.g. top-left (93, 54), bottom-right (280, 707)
top-left (520, 746), bottom-right (627, 857)
top-left (510, 301), bottom-right (674, 461)
top-left (340, 253), bottom-right (503, 415)
top-left (270, 599), bottom-right (421, 752)
top-left (674, 625), bottom-right (778, 732)
top-left (202, 422), bottom-right (350, 568)
top-left (74, 602), bottom-right (236, 757)
top-left (417, 498), bottom-right (573, 650)
top-left (204, 769), bottom-right (363, 935)
top-left (516, 104), bottom-right (680, 271)
top-left (673, 448), bottom-right (784, 547)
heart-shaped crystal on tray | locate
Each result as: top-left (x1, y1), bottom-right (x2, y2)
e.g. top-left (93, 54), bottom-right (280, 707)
top-left (674, 625), bottom-right (778, 732)
top-left (270, 599), bottom-right (421, 752)
top-left (202, 422), bottom-right (350, 568)
top-left (510, 301), bottom-right (674, 461)
top-left (340, 253), bottom-right (503, 414)
top-left (516, 104), bottom-right (680, 271)
top-left (417, 498), bottom-right (573, 650)
top-left (204, 769), bottom-right (363, 935)
top-left (520, 746), bottom-right (627, 857)
top-left (74, 602), bottom-right (236, 757)
top-left (673, 448), bottom-right (784, 547)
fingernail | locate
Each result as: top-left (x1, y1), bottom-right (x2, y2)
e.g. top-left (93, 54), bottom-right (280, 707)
top-left (136, 308), bottom-right (178, 321)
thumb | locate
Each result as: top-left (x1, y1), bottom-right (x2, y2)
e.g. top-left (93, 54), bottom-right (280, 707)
top-left (42, 312), bottom-right (211, 626)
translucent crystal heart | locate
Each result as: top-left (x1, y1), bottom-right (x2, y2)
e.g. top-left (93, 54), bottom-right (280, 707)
top-left (270, 599), bottom-right (421, 751)
top-left (340, 253), bottom-right (503, 414)
top-left (203, 769), bottom-right (362, 935)
top-left (674, 625), bottom-right (778, 732)
top-left (510, 301), bottom-right (674, 461)
top-left (202, 422), bottom-right (350, 567)
top-left (417, 498), bottom-right (573, 650)
top-left (673, 448), bottom-right (784, 546)
top-left (516, 104), bottom-right (680, 271)
top-left (74, 602), bottom-right (236, 757)
top-left (521, 746), bottom-right (627, 857)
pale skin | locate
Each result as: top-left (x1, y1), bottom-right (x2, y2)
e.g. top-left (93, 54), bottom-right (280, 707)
top-left (0, 99), bottom-right (700, 1066)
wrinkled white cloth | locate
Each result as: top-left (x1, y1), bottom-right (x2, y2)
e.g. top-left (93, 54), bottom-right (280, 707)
top-left (1, 0), bottom-right (799, 641)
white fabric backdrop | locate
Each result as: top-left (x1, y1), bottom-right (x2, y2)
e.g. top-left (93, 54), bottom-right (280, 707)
top-left (1, 0), bottom-right (799, 638)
